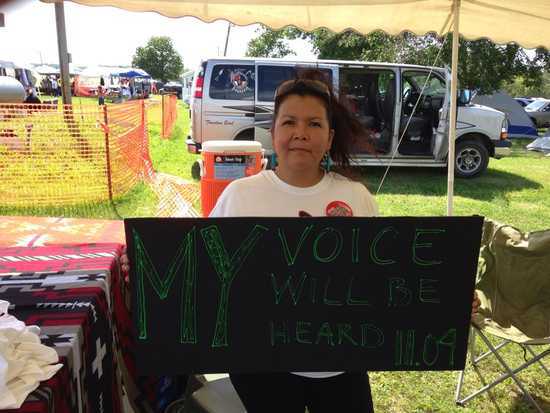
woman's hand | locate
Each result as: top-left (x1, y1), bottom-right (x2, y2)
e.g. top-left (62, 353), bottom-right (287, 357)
top-left (121, 246), bottom-right (130, 283)
top-left (471, 290), bottom-right (481, 320)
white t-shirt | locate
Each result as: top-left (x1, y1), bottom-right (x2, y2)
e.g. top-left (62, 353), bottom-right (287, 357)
top-left (210, 170), bottom-right (379, 378)
top-left (210, 170), bottom-right (378, 218)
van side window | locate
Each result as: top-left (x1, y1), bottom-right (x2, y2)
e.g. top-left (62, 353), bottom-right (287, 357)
top-left (258, 66), bottom-right (334, 102)
top-left (402, 72), bottom-right (446, 97)
top-left (209, 65), bottom-right (254, 100)
top-left (258, 66), bottom-right (296, 102)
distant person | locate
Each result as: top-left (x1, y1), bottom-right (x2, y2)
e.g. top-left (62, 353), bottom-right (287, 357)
top-left (24, 87), bottom-right (41, 104)
top-left (51, 76), bottom-right (59, 97)
top-left (98, 84), bottom-right (106, 105)
top-left (121, 79), bottom-right (131, 100)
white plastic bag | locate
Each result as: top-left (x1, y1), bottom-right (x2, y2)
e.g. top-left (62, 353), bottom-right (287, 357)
top-left (0, 300), bottom-right (62, 409)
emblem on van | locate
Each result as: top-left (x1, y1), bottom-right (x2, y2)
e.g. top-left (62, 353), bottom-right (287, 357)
top-left (230, 69), bottom-right (252, 94)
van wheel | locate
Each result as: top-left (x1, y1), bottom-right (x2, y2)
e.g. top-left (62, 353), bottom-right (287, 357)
top-left (191, 160), bottom-right (201, 181)
top-left (235, 129), bottom-right (254, 140)
top-left (455, 140), bottom-right (489, 178)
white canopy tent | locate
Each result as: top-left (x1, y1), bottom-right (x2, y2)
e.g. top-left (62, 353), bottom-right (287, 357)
top-left (41, 0), bottom-right (550, 215)
top-left (41, 0), bottom-right (550, 49)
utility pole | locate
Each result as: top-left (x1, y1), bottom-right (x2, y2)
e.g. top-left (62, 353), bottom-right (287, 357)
top-left (54, 1), bottom-right (72, 104)
top-left (223, 22), bottom-right (232, 56)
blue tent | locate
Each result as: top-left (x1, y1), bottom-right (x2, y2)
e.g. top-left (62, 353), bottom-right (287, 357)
top-left (473, 91), bottom-right (538, 139)
top-left (117, 68), bottom-right (150, 78)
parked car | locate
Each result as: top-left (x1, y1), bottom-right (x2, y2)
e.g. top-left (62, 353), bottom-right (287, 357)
top-left (188, 58), bottom-right (510, 178)
top-left (524, 99), bottom-right (550, 128)
top-left (514, 97), bottom-right (534, 107)
top-left (162, 81), bottom-right (183, 99)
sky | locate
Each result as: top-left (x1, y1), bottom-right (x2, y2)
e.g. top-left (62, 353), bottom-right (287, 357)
top-left (0, 0), bottom-right (316, 71)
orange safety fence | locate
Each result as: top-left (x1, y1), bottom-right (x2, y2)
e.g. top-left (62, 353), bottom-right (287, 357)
top-left (0, 100), bottom-right (199, 219)
top-left (152, 172), bottom-right (200, 217)
top-left (0, 101), bottom-right (153, 213)
top-left (161, 94), bottom-right (178, 138)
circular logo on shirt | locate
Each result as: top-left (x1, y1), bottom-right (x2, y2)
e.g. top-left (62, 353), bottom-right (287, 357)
top-left (326, 201), bottom-right (353, 217)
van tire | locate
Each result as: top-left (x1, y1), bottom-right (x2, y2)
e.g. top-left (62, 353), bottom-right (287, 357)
top-left (235, 129), bottom-right (254, 141)
top-left (191, 160), bottom-right (201, 181)
top-left (454, 140), bottom-right (489, 178)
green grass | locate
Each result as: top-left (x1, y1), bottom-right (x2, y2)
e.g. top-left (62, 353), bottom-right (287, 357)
top-left (148, 98), bottom-right (199, 180)
top-left (362, 140), bottom-right (549, 231)
top-left (0, 182), bottom-right (157, 219)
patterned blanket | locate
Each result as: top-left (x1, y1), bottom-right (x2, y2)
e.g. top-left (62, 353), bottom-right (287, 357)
top-left (0, 243), bottom-right (187, 413)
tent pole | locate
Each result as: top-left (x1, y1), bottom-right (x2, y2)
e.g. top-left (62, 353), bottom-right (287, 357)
top-left (55, 1), bottom-right (72, 105)
top-left (447, 0), bottom-right (460, 216)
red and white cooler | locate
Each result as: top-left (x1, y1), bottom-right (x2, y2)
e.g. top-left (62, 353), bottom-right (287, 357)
top-left (199, 140), bottom-right (266, 217)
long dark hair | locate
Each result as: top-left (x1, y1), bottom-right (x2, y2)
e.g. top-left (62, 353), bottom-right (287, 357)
top-left (272, 68), bottom-right (374, 168)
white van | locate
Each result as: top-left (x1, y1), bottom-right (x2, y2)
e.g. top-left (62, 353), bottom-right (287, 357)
top-left (187, 58), bottom-right (511, 178)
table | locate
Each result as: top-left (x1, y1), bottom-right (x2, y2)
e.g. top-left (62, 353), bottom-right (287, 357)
top-left (0, 242), bottom-right (187, 413)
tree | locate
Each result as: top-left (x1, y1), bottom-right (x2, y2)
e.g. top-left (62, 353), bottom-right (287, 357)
top-left (246, 26), bottom-right (550, 94)
top-left (132, 36), bottom-right (184, 83)
top-left (503, 72), bottom-right (550, 98)
top-left (246, 27), bottom-right (296, 58)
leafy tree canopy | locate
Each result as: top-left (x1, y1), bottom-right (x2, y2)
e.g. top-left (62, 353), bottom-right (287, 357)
top-left (132, 36), bottom-right (184, 83)
top-left (246, 26), bottom-right (549, 94)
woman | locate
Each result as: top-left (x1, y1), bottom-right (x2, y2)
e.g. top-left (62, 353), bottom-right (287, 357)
top-left (122, 71), bottom-right (481, 413)
top-left (209, 72), bottom-right (377, 412)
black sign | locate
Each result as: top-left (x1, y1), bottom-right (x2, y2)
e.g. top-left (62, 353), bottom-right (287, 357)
top-left (124, 216), bottom-right (483, 376)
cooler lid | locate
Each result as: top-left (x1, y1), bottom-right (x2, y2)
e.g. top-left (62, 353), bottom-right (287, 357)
top-left (202, 140), bottom-right (262, 153)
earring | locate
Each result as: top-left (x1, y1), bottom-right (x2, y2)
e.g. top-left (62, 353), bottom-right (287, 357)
top-left (321, 152), bottom-right (332, 172)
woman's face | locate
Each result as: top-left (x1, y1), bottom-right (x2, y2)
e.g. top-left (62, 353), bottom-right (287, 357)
top-left (271, 94), bottom-right (334, 174)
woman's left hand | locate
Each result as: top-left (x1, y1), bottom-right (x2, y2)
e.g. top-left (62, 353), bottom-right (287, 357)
top-left (471, 290), bottom-right (481, 321)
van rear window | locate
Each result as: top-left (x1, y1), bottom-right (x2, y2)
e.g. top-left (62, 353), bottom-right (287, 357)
top-left (209, 65), bottom-right (254, 100)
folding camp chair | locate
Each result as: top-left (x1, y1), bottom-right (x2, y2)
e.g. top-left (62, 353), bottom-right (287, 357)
top-left (190, 375), bottom-right (245, 413)
top-left (455, 220), bottom-right (550, 412)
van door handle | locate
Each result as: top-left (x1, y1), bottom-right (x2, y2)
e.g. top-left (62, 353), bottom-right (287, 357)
top-left (245, 113), bottom-right (254, 117)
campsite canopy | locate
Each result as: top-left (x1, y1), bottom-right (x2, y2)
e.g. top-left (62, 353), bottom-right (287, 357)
top-left (0, 60), bottom-right (16, 69)
top-left (33, 64), bottom-right (59, 75)
top-left (43, 0), bottom-right (550, 50)
top-left (33, 63), bottom-right (82, 75)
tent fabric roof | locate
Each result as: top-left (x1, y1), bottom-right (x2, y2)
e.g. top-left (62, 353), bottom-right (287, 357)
top-left (117, 68), bottom-right (151, 78)
top-left (0, 60), bottom-right (16, 69)
top-left (33, 64), bottom-right (59, 74)
top-left (473, 92), bottom-right (539, 139)
top-left (42, 0), bottom-right (550, 49)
